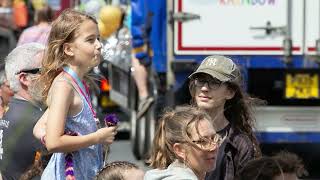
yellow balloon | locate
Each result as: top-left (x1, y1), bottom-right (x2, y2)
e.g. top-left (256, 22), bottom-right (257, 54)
top-left (98, 20), bottom-right (117, 39)
top-left (31, 0), bottom-right (45, 10)
top-left (99, 5), bottom-right (122, 36)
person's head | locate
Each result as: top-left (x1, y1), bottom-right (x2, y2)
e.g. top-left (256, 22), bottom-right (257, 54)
top-left (28, 51), bottom-right (46, 103)
top-left (236, 151), bottom-right (307, 180)
top-left (34, 5), bottom-right (54, 24)
top-left (189, 55), bottom-right (261, 156)
top-left (5, 43), bottom-right (45, 100)
top-left (148, 106), bottom-right (221, 177)
top-left (95, 161), bottom-right (144, 180)
top-left (189, 55), bottom-right (240, 111)
top-left (40, 9), bottom-right (102, 101)
top-left (0, 64), bottom-right (13, 106)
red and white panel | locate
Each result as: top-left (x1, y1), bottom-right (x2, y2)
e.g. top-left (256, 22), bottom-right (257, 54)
top-left (174, 0), bottom-right (303, 55)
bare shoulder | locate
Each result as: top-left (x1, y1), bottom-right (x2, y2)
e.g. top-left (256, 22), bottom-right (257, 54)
top-left (47, 74), bottom-right (75, 107)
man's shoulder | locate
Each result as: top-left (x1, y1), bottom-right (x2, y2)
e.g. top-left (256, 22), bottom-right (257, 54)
top-left (8, 98), bottom-right (39, 109)
top-left (6, 97), bottom-right (31, 107)
top-left (3, 98), bottom-right (42, 123)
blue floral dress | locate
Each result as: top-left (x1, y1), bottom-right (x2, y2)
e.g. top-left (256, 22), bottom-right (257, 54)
top-left (41, 79), bottom-right (103, 180)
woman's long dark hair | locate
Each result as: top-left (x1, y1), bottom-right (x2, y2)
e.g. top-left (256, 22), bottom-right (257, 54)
top-left (189, 76), bottom-right (263, 157)
top-left (224, 81), bottom-right (262, 157)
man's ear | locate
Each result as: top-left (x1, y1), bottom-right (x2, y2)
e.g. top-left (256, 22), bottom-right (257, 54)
top-left (63, 43), bottom-right (74, 57)
top-left (173, 143), bottom-right (186, 160)
top-left (17, 73), bottom-right (31, 87)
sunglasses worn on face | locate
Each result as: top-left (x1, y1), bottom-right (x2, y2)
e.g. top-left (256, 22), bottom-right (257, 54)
top-left (192, 134), bottom-right (223, 151)
top-left (15, 68), bottom-right (41, 75)
top-left (194, 78), bottom-right (223, 90)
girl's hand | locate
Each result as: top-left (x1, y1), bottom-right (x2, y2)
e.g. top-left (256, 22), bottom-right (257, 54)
top-left (95, 126), bottom-right (118, 145)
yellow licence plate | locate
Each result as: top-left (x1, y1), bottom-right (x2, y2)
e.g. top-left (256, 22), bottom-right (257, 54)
top-left (285, 73), bottom-right (319, 99)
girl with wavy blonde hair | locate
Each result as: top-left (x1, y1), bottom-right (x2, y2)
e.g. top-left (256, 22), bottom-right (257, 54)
top-left (34, 9), bottom-right (117, 180)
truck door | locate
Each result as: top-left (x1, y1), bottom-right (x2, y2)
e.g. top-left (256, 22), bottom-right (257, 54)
top-left (305, 0), bottom-right (320, 56)
top-left (173, 0), bottom-right (303, 55)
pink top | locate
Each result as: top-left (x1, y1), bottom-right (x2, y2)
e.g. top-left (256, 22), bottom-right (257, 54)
top-left (17, 24), bottom-right (51, 46)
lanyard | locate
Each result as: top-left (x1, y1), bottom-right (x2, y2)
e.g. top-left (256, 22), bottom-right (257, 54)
top-left (62, 66), bottom-right (97, 118)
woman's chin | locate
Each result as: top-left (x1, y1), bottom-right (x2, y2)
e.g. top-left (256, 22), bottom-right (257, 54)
top-left (207, 164), bottom-right (216, 172)
top-left (197, 102), bottom-right (214, 110)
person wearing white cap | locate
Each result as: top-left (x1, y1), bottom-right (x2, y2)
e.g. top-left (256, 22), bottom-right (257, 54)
top-left (188, 55), bottom-right (262, 180)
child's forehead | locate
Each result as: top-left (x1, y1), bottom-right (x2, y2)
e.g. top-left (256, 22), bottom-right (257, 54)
top-left (78, 19), bottom-right (97, 29)
top-left (74, 20), bottom-right (98, 36)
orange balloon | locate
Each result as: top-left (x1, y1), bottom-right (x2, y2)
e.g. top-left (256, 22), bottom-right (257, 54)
top-left (13, 1), bottom-right (28, 28)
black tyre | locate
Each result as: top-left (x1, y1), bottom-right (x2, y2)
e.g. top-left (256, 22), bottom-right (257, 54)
top-left (143, 70), bottom-right (159, 157)
top-left (131, 110), bottom-right (148, 160)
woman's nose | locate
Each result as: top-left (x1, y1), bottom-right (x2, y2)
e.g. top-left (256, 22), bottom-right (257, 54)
top-left (200, 82), bottom-right (210, 91)
top-left (209, 142), bottom-right (220, 151)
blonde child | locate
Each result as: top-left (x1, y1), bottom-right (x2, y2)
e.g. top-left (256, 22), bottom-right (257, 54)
top-left (37, 9), bottom-right (117, 180)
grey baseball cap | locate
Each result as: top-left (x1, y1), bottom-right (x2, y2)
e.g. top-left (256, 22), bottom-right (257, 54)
top-left (189, 55), bottom-right (240, 82)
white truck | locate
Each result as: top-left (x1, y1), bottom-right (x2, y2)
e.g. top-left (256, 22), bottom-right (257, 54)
top-left (106, 0), bottom-right (320, 177)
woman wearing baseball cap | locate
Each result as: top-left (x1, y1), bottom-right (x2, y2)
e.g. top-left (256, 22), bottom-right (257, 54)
top-left (188, 55), bottom-right (262, 180)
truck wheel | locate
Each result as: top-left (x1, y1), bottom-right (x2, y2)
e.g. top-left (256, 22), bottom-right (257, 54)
top-left (127, 70), bottom-right (143, 159)
top-left (131, 109), bottom-right (147, 160)
top-left (142, 70), bottom-right (159, 158)
top-left (144, 101), bottom-right (156, 157)
top-left (130, 109), bottom-right (138, 158)
top-left (131, 68), bottom-right (159, 160)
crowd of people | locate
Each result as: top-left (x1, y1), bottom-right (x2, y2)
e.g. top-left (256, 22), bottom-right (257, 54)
top-left (0, 1), bottom-right (309, 180)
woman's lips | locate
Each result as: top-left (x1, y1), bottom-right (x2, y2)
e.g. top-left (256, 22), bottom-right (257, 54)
top-left (198, 95), bottom-right (211, 101)
top-left (206, 156), bottom-right (216, 164)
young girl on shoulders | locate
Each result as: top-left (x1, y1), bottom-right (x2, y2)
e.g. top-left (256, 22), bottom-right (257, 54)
top-left (36, 9), bottom-right (117, 180)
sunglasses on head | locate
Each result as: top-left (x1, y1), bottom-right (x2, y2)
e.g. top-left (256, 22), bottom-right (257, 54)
top-left (15, 68), bottom-right (41, 75)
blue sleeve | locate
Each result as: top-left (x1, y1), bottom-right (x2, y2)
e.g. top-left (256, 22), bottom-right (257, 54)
top-left (131, 0), bottom-right (146, 49)
top-left (131, 0), bottom-right (166, 70)
top-left (131, 0), bottom-right (151, 66)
